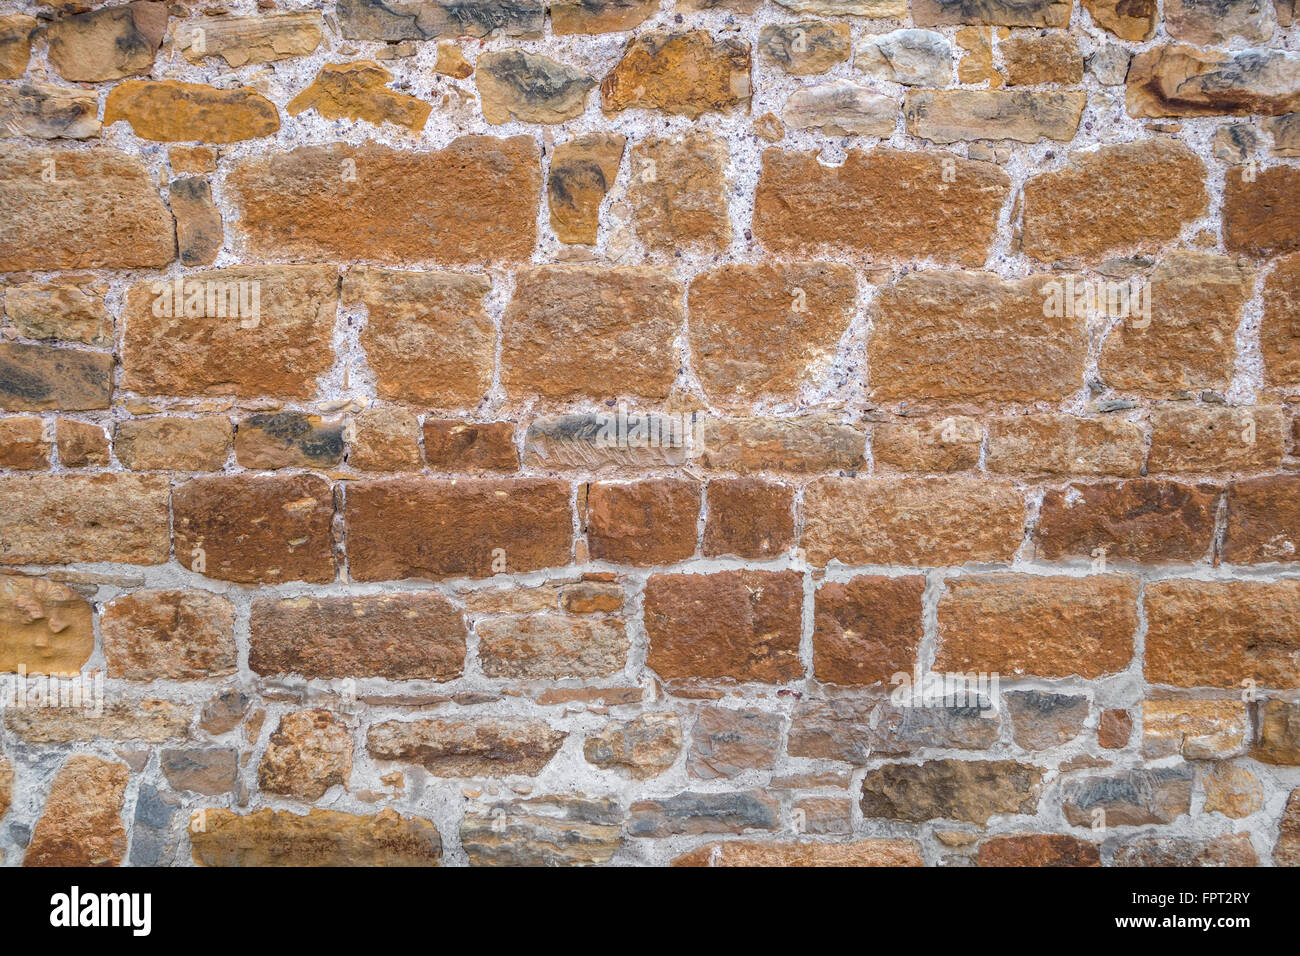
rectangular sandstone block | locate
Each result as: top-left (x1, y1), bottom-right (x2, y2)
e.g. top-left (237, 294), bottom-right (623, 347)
top-left (985, 414), bottom-right (1144, 477)
top-left (227, 138), bottom-right (540, 265)
top-left (1147, 406), bottom-right (1285, 473)
top-left (936, 573), bottom-right (1139, 679)
top-left (904, 90), bottom-right (1086, 143)
top-left (0, 342), bottom-right (113, 411)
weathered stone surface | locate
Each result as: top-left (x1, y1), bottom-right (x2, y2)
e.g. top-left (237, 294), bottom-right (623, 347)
top-left (628, 790), bottom-right (779, 836)
top-left (868, 699), bottom-right (1001, 756)
top-left (672, 838), bottom-right (923, 867)
top-left (0, 15), bottom-right (35, 78)
top-left (54, 419), bottom-right (107, 468)
top-left (200, 690), bottom-right (250, 736)
top-left (549, 132), bottom-right (624, 244)
top-left (585, 478), bottom-right (699, 566)
top-left (0, 417), bottom-right (47, 469)
top-left (160, 747), bottom-right (238, 795)
top-left (236, 412), bottom-right (343, 469)
top-left (905, 90), bottom-right (1084, 143)
top-left (784, 82), bottom-right (896, 137)
top-left (24, 756), bottom-right (128, 867)
top-left (1114, 833), bottom-right (1258, 867)
top-left (776, 0), bottom-right (904, 13)
top-left (1062, 766), bottom-right (1192, 827)
top-left (105, 81), bottom-right (279, 143)
top-left (129, 783), bottom-right (179, 865)
top-left (628, 133), bottom-right (731, 254)
top-left (462, 795), bottom-right (622, 865)
top-left (1006, 692), bottom-right (1089, 750)
top-left (702, 478), bottom-right (795, 559)
top-left (812, 575), bottom-right (924, 686)
top-left (696, 416), bottom-right (865, 473)
top-left (1142, 699), bottom-right (1250, 760)
top-left (783, 699), bottom-right (886, 763)
top-left (502, 266), bottom-right (682, 401)
top-left (644, 571), bottom-right (803, 683)
top-left (1083, 0), bottom-right (1155, 40)
top-left (1275, 789), bottom-right (1300, 865)
top-left (192, 808), bottom-right (442, 866)
top-left (174, 13), bottom-right (324, 66)
top-left (170, 176), bottom-right (222, 266)
top-left (1202, 762), bottom-right (1263, 818)
top-left (477, 49), bottom-right (594, 124)
top-left (754, 148), bottom-right (1009, 266)
top-left (987, 416), bottom-right (1143, 478)
top-left (344, 267), bottom-right (492, 408)
top-left (552, 0), bottom-right (657, 33)
top-left (115, 417), bottom-right (232, 471)
top-left (1001, 33), bottom-right (1082, 86)
top-left (1147, 406), bottom-right (1285, 474)
top-left (873, 418), bottom-right (981, 473)
top-left (345, 478), bottom-right (572, 581)
top-left (1254, 699), bottom-right (1300, 765)
top-left (423, 420), bottom-right (517, 472)
top-left (585, 713), bottom-right (682, 778)
top-left (861, 760), bottom-right (1043, 823)
top-left (1261, 254), bottom-right (1300, 386)
top-left (367, 717), bottom-right (566, 776)
top-left (1224, 165), bottom-right (1300, 257)
top-left (337, 0), bottom-right (544, 41)
top-left (228, 138), bottom-right (540, 265)
top-left (349, 406), bottom-right (421, 471)
top-left (1223, 476), bottom-right (1300, 565)
top-left (1035, 480), bottom-right (1219, 564)
top-left (687, 707), bottom-right (782, 779)
top-left (601, 31), bottom-right (751, 118)
top-left (1165, 0), bottom-right (1275, 44)
top-left (6, 698), bottom-right (189, 743)
top-left (47, 1), bottom-right (168, 82)
top-left (1215, 123), bottom-right (1259, 163)
top-left (0, 342), bottom-right (112, 412)
top-left (760, 21), bottom-right (850, 75)
top-left (435, 41), bottom-right (473, 77)
top-left (1268, 113), bottom-right (1300, 157)
top-left (478, 613), bottom-right (628, 679)
top-left (1088, 43), bottom-right (1131, 85)
top-left (289, 61), bottom-right (430, 131)
top-left (1021, 139), bottom-right (1207, 262)
top-left (102, 589), bottom-right (236, 681)
top-left (802, 477), bottom-right (1025, 567)
top-left (0, 474), bottom-right (170, 566)
top-left (855, 29), bottom-right (951, 86)
top-left (259, 710), bottom-right (353, 801)
top-left (124, 265), bottom-right (338, 399)
top-left (3, 282), bottom-right (109, 346)
top-left (1100, 252), bottom-right (1255, 395)
top-left (522, 413), bottom-right (690, 470)
top-left (0, 574), bottom-right (93, 675)
top-left (1145, 580), bottom-right (1300, 688)
top-left (251, 593), bottom-right (466, 680)
top-left (1128, 45), bottom-right (1300, 118)
top-left (173, 474), bottom-right (336, 585)
top-left (0, 83), bottom-right (99, 139)
top-left (872, 272), bottom-right (1086, 404)
top-left (911, 0), bottom-right (1069, 26)
top-left (956, 25), bottom-right (999, 86)
top-left (936, 575), bottom-right (1138, 679)
top-left (0, 146), bottom-right (176, 271)
top-left (977, 834), bottom-right (1100, 867)
top-left (1098, 709), bottom-right (1132, 749)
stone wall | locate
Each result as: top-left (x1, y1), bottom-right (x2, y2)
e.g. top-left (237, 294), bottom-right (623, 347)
top-left (0, 0), bottom-right (1298, 867)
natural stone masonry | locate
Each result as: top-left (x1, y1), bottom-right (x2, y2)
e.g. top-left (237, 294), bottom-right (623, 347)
top-left (1, 0), bottom-right (1297, 871)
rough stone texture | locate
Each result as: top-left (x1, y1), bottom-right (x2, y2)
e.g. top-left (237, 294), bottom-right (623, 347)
top-left (1165, 0), bottom-right (1276, 45)
top-left (855, 29), bottom-right (951, 86)
top-left (0, 417), bottom-right (48, 470)
top-left (191, 808), bottom-right (442, 866)
top-left (1127, 45), bottom-right (1300, 118)
top-left (977, 834), bottom-right (1100, 867)
top-left (228, 138), bottom-right (540, 265)
top-left (986, 416), bottom-right (1144, 478)
top-left (672, 839), bottom-right (923, 867)
top-left (1202, 762), bottom-right (1263, 818)
top-left (423, 420), bottom-right (518, 472)
top-left (1261, 254), bottom-right (1300, 386)
top-left (1098, 709), bottom-right (1133, 749)
top-left (870, 272), bottom-right (1086, 404)
top-left (0, 573), bottom-right (93, 675)
top-left (105, 81), bottom-right (280, 143)
top-left (812, 575), bottom-right (925, 686)
top-left (3, 282), bottom-right (110, 346)
top-left (1005, 692), bottom-right (1089, 751)
top-left (644, 571), bottom-right (803, 683)
top-left (549, 132), bottom-right (625, 244)
top-left (1061, 767), bottom-right (1193, 827)
top-left (760, 21), bottom-right (850, 75)
top-left (0, 342), bottom-right (112, 412)
top-left (585, 479), bottom-right (700, 566)
top-left (873, 418), bottom-right (981, 473)
top-left (784, 82), bottom-right (897, 137)
top-left (259, 710), bottom-right (353, 800)
top-left (24, 756), bottom-right (129, 867)
top-left (367, 718), bottom-right (566, 776)
top-left (1113, 834), bottom-right (1258, 867)
top-left (46, 2), bottom-right (168, 82)
top-left (236, 412), bottom-right (344, 469)
top-left (478, 49), bottom-right (594, 124)
top-left (754, 148), bottom-right (1010, 266)
top-left (336, 0), bottom-right (545, 41)
top-left (173, 13), bottom-right (324, 67)
top-left (552, 0), bottom-right (657, 34)
top-left (161, 748), bottom-right (238, 796)
top-left (936, 574), bottom-right (1139, 679)
top-left (1145, 580), bottom-right (1300, 687)
top-left (0, 83), bottom-right (100, 139)
top-left (1001, 33), bottom-right (1082, 86)
top-left (1253, 699), bottom-right (1300, 765)
top-left (860, 760), bottom-right (1044, 824)
top-left (696, 416), bottom-right (866, 474)
top-left (1142, 699), bottom-right (1250, 760)
top-left (173, 474), bottom-right (335, 585)
top-left (905, 90), bottom-right (1086, 144)
top-left (1223, 165), bottom-right (1300, 257)
top-left (170, 176), bottom-right (223, 266)
top-left (912, 0), bottom-right (1069, 26)
top-left (349, 406), bottom-right (421, 471)
top-left (6, 699), bottom-right (190, 744)
top-left (601, 31), bottom-right (751, 118)
top-left (802, 477), bottom-right (1025, 567)
top-left (584, 713), bottom-right (682, 778)
top-left (115, 417), bottom-right (232, 471)
top-left (628, 132), bottom-right (731, 255)
top-left (1083, 0), bottom-right (1155, 40)
top-left (0, 15), bottom-right (35, 78)
top-left (101, 589), bottom-right (237, 681)
top-left (1020, 139), bottom-right (1208, 262)
top-left (250, 593), bottom-right (467, 680)
top-left (462, 795), bottom-right (622, 865)
top-left (1275, 790), bottom-right (1300, 866)
top-left (687, 707), bottom-right (782, 779)
top-left (1147, 406), bottom-right (1285, 474)
top-left (702, 478), bottom-right (795, 559)
top-left (0, 146), bottom-right (175, 271)
top-left (289, 61), bottom-right (431, 131)
top-left (477, 613), bottom-right (628, 679)
top-left (1223, 475), bottom-right (1300, 565)
top-left (627, 790), bottom-right (779, 836)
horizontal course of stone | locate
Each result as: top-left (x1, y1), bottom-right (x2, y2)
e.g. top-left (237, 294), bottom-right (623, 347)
top-left (0, 0), bottom-right (1298, 868)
